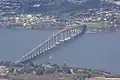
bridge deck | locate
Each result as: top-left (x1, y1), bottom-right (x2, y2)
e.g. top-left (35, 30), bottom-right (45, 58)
top-left (16, 24), bottom-right (87, 63)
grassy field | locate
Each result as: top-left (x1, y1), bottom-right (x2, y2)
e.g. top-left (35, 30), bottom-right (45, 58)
top-left (86, 22), bottom-right (109, 29)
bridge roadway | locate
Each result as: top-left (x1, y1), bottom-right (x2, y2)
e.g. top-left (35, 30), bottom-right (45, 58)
top-left (16, 24), bottom-right (87, 63)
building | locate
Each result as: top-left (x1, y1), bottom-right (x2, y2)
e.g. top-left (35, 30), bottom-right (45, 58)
top-left (88, 77), bottom-right (120, 80)
top-left (0, 0), bottom-right (22, 16)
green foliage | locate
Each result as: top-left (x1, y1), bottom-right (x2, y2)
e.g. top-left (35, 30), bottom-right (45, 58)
top-left (87, 22), bottom-right (109, 29)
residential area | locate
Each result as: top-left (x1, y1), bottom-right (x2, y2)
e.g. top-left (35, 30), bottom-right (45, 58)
top-left (0, 0), bottom-right (120, 32)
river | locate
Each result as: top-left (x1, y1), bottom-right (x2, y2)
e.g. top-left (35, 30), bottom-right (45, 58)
top-left (0, 28), bottom-right (58, 61)
top-left (0, 28), bottom-right (120, 74)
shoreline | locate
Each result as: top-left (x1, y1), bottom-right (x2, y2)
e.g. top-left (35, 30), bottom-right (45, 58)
top-left (0, 27), bottom-right (119, 34)
top-left (86, 28), bottom-right (120, 34)
top-left (0, 27), bottom-right (63, 31)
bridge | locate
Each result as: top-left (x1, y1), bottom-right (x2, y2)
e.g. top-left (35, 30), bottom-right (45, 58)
top-left (16, 24), bottom-right (87, 63)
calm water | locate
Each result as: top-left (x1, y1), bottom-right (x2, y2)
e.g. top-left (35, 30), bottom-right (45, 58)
top-left (0, 28), bottom-right (120, 74)
top-left (0, 28), bottom-right (57, 61)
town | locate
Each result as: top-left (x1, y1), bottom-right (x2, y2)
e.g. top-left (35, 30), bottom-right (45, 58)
top-left (0, 0), bottom-right (119, 32)
top-left (0, 0), bottom-right (120, 80)
top-left (0, 61), bottom-right (118, 80)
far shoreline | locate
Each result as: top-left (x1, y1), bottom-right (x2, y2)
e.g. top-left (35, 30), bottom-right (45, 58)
top-left (0, 26), bottom-right (119, 34)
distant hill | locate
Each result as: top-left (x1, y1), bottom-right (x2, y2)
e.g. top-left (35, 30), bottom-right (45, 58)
top-left (22, 0), bottom-right (101, 14)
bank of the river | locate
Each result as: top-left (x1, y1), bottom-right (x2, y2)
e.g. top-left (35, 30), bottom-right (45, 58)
top-left (86, 28), bottom-right (120, 34)
top-left (1, 24), bottom-right (119, 34)
top-left (0, 27), bottom-right (63, 30)
top-left (0, 21), bottom-right (120, 33)
top-left (86, 22), bottom-right (120, 33)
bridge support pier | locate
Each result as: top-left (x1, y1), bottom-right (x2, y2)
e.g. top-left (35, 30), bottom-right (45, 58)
top-left (56, 33), bottom-right (60, 44)
top-left (41, 45), bottom-right (45, 53)
top-left (64, 30), bottom-right (68, 41)
top-left (67, 29), bottom-right (71, 40)
top-left (45, 41), bottom-right (48, 51)
top-left (60, 31), bottom-right (65, 42)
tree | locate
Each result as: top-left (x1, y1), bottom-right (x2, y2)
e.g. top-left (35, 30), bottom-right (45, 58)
top-left (62, 63), bottom-right (71, 74)
top-left (28, 61), bottom-right (34, 67)
top-left (35, 67), bottom-right (44, 75)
